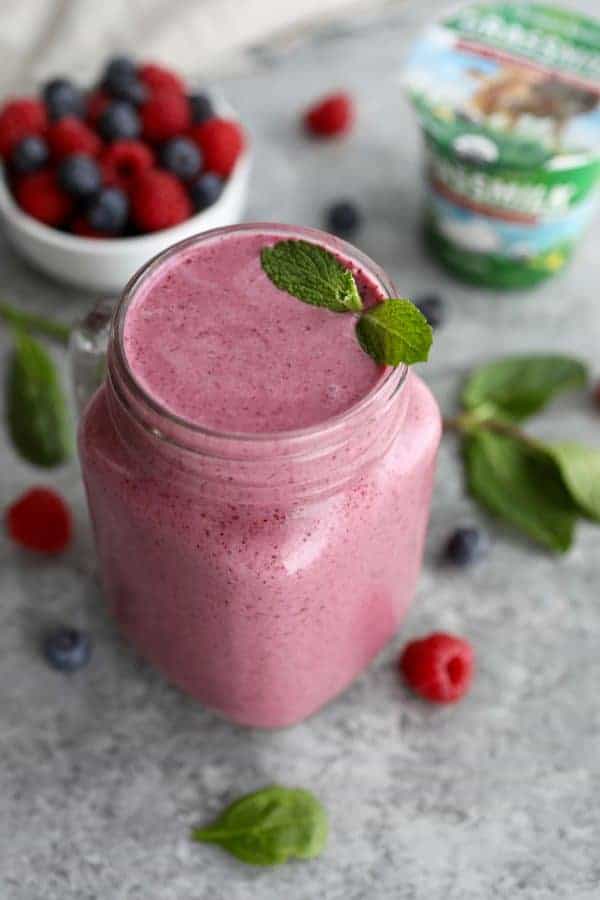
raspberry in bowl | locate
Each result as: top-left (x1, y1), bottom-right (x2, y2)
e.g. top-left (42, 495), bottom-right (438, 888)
top-left (0, 58), bottom-right (250, 292)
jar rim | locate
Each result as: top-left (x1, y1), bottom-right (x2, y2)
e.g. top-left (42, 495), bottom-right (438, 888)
top-left (108, 222), bottom-right (407, 453)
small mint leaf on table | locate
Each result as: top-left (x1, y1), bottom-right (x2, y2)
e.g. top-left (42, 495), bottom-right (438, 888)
top-left (6, 330), bottom-right (72, 467)
top-left (550, 443), bottom-right (600, 522)
top-left (355, 299), bottom-right (432, 366)
top-left (261, 239), bottom-right (363, 313)
top-left (462, 355), bottom-right (588, 422)
top-left (465, 430), bottom-right (578, 553)
top-left (191, 785), bottom-right (328, 866)
top-left (0, 301), bottom-right (71, 346)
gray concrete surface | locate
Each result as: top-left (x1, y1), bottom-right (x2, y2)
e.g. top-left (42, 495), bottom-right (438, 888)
top-left (2, 3), bottom-right (600, 898)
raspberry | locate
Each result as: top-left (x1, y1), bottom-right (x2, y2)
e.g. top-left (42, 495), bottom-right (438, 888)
top-left (15, 169), bottom-right (73, 226)
top-left (399, 633), bottom-right (474, 704)
top-left (130, 169), bottom-right (192, 232)
top-left (139, 63), bottom-right (186, 96)
top-left (304, 92), bottom-right (354, 137)
top-left (6, 487), bottom-right (72, 554)
top-left (140, 89), bottom-right (190, 143)
top-left (71, 215), bottom-right (106, 238)
top-left (86, 89), bottom-right (111, 125)
top-left (189, 118), bottom-right (244, 177)
top-left (0, 98), bottom-right (48, 158)
top-left (48, 116), bottom-right (102, 159)
top-left (101, 139), bottom-right (154, 189)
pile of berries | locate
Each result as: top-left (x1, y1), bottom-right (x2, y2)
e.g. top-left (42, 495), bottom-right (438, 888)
top-left (0, 57), bottom-right (246, 237)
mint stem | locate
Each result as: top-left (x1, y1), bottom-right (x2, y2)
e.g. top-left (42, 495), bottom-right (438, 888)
top-left (0, 301), bottom-right (71, 346)
top-left (443, 413), bottom-right (545, 452)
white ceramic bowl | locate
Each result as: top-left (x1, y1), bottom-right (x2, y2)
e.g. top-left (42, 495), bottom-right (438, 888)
top-left (0, 113), bottom-right (251, 293)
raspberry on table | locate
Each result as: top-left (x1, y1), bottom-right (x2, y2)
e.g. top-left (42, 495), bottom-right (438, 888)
top-left (399, 633), bottom-right (474, 704)
top-left (0, 98), bottom-right (48, 158)
top-left (11, 136), bottom-right (49, 174)
top-left (101, 139), bottom-right (154, 188)
top-left (15, 169), bottom-right (73, 226)
top-left (139, 63), bottom-right (186, 96)
top-left (141, 89), bottom-right (191, 143)
top-left (130, 168), bottom-right (192, 232)
top-left (304, 92), bottom-right (355, 137)
top-left (6, 487), bottom-right (72, 554)
top-left (48, 116), bottom-right (102, 159)
top-left (189, 118), bottom-right (244, 177)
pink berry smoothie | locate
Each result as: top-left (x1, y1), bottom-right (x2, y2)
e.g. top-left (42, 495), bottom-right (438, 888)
top-left (79, 224), bottom-right (441, 728)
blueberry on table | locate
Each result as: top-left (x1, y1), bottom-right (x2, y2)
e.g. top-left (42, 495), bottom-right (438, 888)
top-left (57, 154), bottom-right (102, 198)
top-left (326, 200), bottom-right (361, 238)
top-left (43, 626), bottom-right (92, 672)
top-left (86, 187), bottom-right (129, 234)
top-left (189, 92), bottom-right (215, 124)
top-left (43, 78), bottom-right (85, 120)
top-left (189, 172), bottom-right (224, 211)
top-left (416, 293), bottom-right (445, 329)
top-left (98, 101), bottom-right (141, 141)
top-left (160, 136), bottom-right (202, 180)
top-left (444, 526), bottom-right (488, 566)
top-left (11, 135), bottom-right (49, 174)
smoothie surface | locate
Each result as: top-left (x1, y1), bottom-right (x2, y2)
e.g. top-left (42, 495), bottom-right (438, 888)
top-left (123, 228), bottom-right (386, 433)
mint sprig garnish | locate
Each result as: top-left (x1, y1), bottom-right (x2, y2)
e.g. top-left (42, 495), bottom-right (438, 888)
top-left (0, 301), bottom-right (71, 346)
top-left (260, 239), bottom-right (432, 366)
top-left (191, 785), bottom-right (328, 866)
top-left (261, 240), bottom-right (363, 313)
top-left (445, 354), bottom-right (600, 554)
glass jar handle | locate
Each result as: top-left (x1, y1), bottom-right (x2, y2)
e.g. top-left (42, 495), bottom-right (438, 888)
top-left (69, 296), bottom-right (116, 416)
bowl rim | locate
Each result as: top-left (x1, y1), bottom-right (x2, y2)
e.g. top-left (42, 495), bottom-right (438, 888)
top-left (0, 99), bottom-right (250, 255)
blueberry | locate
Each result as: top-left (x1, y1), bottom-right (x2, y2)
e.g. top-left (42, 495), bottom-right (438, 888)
top-left (86, 187), bottom-right (129, 234)
top-left (98, 101), bottom-right (141, 141)
top-left (160, 137), bottom-right (202, 180)
top-left (43, 626), bottom-right (92, 672)
top-left (326, 200), bottom-right (361, 238)
top-left (416, 293), bottom-right (445, 329)
top-left (43, 78), bottom-right (85, 120)
top-left (444, 526), bottom-right (488, 566)
top-left (57, 154), bottom-right (102, 198)
top-left (189, 172), bottom-right (224, 211)
top-left (103, 72), bottom-right (148, 107)
top-left (11, 135), bottom-right (49, 174)
top-left (102, 55), bottom-right (137, 85)
top-left (189, 92), bottom-right (215, 124)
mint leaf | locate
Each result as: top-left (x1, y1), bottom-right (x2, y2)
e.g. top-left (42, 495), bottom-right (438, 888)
top-left (0, 301), bottom-right (71, 346)
top-left (191, 785), bottom-right (328, 866)
top-left (355, 299), bottom-right (432, 366)
top-left (462, 355), bottom-right (587, 422)
top-left (6, 331), bottom-right (72, 467)
top-left (550, 443), bottom-right (600, 522)
top-left (261, 240), bottom-right (363, 312)
top-left (465, 431), bottom-right (577, 553)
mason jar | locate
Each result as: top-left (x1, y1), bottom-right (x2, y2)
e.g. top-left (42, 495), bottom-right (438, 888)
top-left (77, 225), bottom-right (441, 728)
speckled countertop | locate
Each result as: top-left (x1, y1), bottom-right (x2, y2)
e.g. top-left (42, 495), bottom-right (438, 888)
top-left (2, 3), bottom-right (600, 898)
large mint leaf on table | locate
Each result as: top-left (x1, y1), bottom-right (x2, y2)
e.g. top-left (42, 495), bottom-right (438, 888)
top-left (462, 355), bottom-right (588, 422)
top-left (6, 330), bottom-right (72, 467)
top-left (355, 299), bottom-right (432, 366)
top-left (465, 430), bottom-right (578, 553)
top-left (550, 443), bottom-right (600, 522)
top-left (191, 785), bottom-right (328, 866)
top-left (261, 240), bottom-right (363, 312)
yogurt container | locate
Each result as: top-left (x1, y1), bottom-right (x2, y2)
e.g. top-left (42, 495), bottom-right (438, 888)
top-left (404, 3), bottom-right (600, 287)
